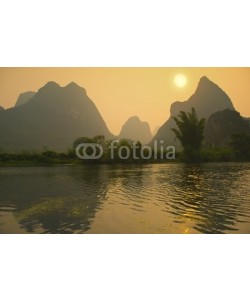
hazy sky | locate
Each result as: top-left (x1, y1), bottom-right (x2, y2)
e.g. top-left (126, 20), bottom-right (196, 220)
top-left (0, 68), bottom-right (249, 135)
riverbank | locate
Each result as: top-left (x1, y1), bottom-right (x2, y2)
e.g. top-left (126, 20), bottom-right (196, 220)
top-left (0, 147), bottom-right (249, 166)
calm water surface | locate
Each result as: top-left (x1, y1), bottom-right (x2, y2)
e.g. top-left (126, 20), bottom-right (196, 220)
top-left (0, 163), bottom-right (250, 233)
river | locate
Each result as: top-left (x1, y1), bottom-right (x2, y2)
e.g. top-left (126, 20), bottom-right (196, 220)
top-left (0, 163), bottom-right (250, 233)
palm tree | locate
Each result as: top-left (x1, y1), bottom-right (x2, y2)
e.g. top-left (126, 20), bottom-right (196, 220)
top-left (172, 107), bottom-right (206, 161)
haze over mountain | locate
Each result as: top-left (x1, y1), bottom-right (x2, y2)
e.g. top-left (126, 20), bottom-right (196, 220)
top-left (0, 82), bottom-right (113, 152)
top-left (150, 76), bottom-right (235, 148)
top-left (15, 91), bottom-right (36, 107)
top-left (204, 109), bottom-right (250, 147)
top-left (119, 116), bottom-right (152, 144)
top-left (152, 126), bottom-right (160, 137)
top-left (1, 76), bottom-right (249, 153)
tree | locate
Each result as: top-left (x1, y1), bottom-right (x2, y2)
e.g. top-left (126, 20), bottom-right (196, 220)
top-left (230, 133), bottom-right (250, 161)
top-left (172, 107), bottom-right (206, 162)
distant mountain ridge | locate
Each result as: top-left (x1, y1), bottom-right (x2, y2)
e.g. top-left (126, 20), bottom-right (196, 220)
top-left (15, 91), bottom-right (36, 107)
top-left (1, 76), bottom-right (249, 153)
top-left (0, 81), bottom-right (113, 152)
top-left (119, 116), bottom-right (152, 144)
top-left (150, 76), bottom-right (235, 148)
top-left (204, 109), bottom-right (250, 147)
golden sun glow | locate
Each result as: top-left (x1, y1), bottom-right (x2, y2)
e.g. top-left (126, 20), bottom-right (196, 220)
top-left (174, 74), bottom-right (187, 88)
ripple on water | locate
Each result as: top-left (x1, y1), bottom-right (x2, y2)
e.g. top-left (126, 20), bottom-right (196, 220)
top-left (0, 163), bottom-right (250, 233)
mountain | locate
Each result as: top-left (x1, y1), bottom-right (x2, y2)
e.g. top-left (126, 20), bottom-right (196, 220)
top-left (244, 117), bottom-right (250, 125)
top-left (152, 125), bottom-right (160, 136)
top-left (0, 106), bottom-right (4, 111)
top-left (204, 109), bottom-right (250, 147)
top-left (150, 76), bottom-right (235, 148)
top-left (119, 116), bottom-right (152, 144)
top-left (15, 91), bottom-right (36, 107)
top-left (0, 81), bottom-right (113, 152)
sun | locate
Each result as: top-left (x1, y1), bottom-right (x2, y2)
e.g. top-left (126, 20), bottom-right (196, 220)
top-left (174, 74), bottom-right (187, 88)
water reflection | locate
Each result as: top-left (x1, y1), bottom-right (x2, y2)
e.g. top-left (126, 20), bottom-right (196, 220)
top-left (0, 166), bottom-right (109, 233)
top-left (0, 163), bottom-right (250, 233)
top-left (165, 163), bottom-right (250, 233)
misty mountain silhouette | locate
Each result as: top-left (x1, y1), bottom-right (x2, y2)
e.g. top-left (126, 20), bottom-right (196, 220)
top-left (204, 109), bottom-right (250, 147)
top-left (151, 76), bottom-right (235, 148)
top-left (0, 82), bottom-right (113, 152)
top-left (152, 125), bottom-right (160, 136)
top-left (244, 117), bottom-right (250, 124)
top-left (15, 91), bottom-right (36, 107)
top-left (119, 116), bottom-right (152, 144)
top-left (0, 106), bottom-right (4, 111)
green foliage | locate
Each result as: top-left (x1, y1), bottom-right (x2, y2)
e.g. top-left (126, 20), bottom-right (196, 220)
top-left (230, 133), bottom-right (250, 161)
top-left (201, 148), bottom-right (235, 162)
top-left (172, 107), bottom-right (206, 162)
top-left (0, 150), bottom-right (75, 164)
top-left (73, 136), bottom-right (175, 163)
top-left (1, 132), bottom-right (250, 165)
top-left (105, 139), bottom-right (134, 162)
